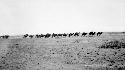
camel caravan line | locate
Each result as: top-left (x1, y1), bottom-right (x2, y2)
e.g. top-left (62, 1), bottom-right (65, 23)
top-left (0, 32), bottom-right (103, 39)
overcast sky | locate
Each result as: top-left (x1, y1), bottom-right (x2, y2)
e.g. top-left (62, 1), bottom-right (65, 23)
top-left (0, 0), bottom-right (125, 35)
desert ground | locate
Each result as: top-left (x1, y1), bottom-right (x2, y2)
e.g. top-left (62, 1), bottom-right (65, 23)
top-left (0, 32), bottom-right (125, 70)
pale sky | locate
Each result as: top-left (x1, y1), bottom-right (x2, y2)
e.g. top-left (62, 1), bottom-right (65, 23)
top-left (0, 0), bottom-right (125, 35)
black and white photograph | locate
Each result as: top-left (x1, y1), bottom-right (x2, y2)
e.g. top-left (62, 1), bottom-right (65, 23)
top-left (0, 0), bottom-right (125, 70)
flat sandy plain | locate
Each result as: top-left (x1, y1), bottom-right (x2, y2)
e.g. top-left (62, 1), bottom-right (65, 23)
top-left (0, 32), bottom-right (125, 70)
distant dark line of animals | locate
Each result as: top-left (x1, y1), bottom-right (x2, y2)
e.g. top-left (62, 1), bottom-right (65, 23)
top-left (0, 32), bottom-right (111, 39)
